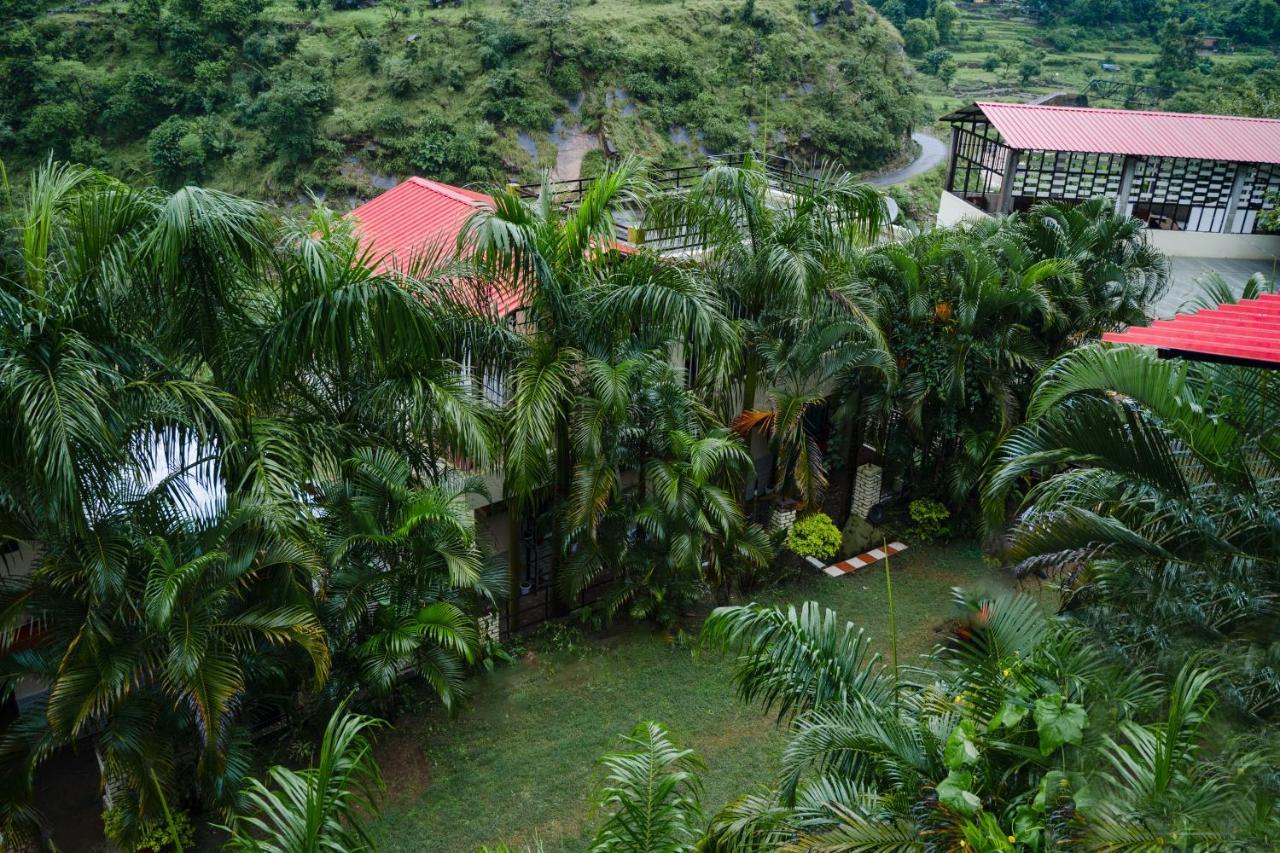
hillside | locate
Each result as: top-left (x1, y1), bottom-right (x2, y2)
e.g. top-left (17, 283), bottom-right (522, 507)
top-left (1, 0), bottom-right (920, 202)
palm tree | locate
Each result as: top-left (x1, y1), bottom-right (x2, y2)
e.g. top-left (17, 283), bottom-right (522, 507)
top-left (697, 593), bottom-right (1273, 848)
top-left (733, 318), bottom-right (894, 512)
top-left (0, 163), bottom-right (504, 839)
top-left (589, 722), bottom-right (706, 853)
top-left (983, 339), bottom-right (1280, 722)
top-left (224, 700), bottom-right (385, 853)
top-left (316, 447), bottom-right (496, 709)
top-left (462, 161), bottom-right (733, 612)
top-left (646, 156), bottom-right (888, 417)
top-left (1000, 197), bottom-right (1169, 354)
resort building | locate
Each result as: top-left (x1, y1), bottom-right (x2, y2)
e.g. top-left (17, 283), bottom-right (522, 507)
top-left (938, 102), bottom-right (1280, 309)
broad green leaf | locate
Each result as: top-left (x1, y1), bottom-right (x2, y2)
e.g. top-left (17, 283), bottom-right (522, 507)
top-left (1033, 693), bottom-right (1087, 755)
top-left (936, 769), bottom-right (981, 817)
top-left (988, 699), bottom-right (1028, 732)
top-left (1013, 804), bottom-right (1042, 851)
top-left (945, 718), bottom-right (980, 769)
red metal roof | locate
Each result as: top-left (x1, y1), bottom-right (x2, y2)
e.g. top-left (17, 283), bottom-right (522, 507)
top-left (350, 177), bottom-right (491, 267)
top-left (1102, 293), bottom-right (1280, 367)
top-left (972, 102), bottom-right (1280, 165)
top-left (349, 178), bottom-right (525, 316)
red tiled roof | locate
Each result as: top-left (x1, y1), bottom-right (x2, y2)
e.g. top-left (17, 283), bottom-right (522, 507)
top-left (349, 178), bottom-right (525, 316)
top-left (1102, 293), bottom-right (1280, 368)
top-left (970, 102), bottom-right (1280, 165)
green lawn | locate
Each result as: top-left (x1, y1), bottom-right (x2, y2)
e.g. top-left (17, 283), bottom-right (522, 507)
top-left (370, 542), bottom-right (1021, 852)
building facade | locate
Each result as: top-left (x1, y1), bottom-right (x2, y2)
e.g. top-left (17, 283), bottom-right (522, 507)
top-left (938, 102), bottom-right (1280, 260)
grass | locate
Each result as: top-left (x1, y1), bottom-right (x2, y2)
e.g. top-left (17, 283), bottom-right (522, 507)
top-left (369, 541), bottom-right (1022, 852)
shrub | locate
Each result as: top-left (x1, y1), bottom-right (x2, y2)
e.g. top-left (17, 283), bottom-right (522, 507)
top-left (103, 808), bottom-right (195, 852)
top-left (147, 116), bottom-right (206, 182)
top-left (907, 498), bottom-right (950, 543)
top-left (786, 513), bottom-right (842, 562)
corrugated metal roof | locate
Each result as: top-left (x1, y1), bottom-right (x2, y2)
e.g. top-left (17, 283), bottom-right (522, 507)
top-left (349, 178), bottom-right (524, 317)
top-left (1102, 293), bottom-right (1280, 368)
top-left (972, 102), bottom-right (1280, 165)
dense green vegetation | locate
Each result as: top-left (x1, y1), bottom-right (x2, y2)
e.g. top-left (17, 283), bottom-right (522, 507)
top-left (1, 0), bottom-right (918, 200)
top-left (893, 0), bottom-right (1279, 119)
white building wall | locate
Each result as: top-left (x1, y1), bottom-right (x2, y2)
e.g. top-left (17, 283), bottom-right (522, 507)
top-left (1146, 229), bottom-right (1280, 260)
top-left (936, 191), bottom-right (992, 228)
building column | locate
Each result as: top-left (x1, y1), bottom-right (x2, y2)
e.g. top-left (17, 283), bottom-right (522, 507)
top-left (995, 147), bottom-right (1020, 215)
top-left (1222, 162), bottom-right (1251, 234)
top-left (945, 125), bottom-right (960, 193)
top-left (1114, 156), bottom-right (1136, 217)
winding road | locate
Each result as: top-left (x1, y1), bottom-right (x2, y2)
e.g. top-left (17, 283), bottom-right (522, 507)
top-left (866, 131), bottom-right (948, 187)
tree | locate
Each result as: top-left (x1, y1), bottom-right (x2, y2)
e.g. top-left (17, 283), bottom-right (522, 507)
top-left (646, 155), bottom-right (886, 419)
top-left (462, 161), bottom-right (732, 615)
top-left (1158, 16), bottom-right (1201, 75)
top-left (147, 116), bottom-right (207, 183)
top-left (697, 594), bottom-right (1276, 847)
top-left (224, 701), bottom-right (385, 853)
top-left (984, 320), bottom-right (1280, 723)
top-left (1019, 50), bottom-right (1045, 84)
top-left (921, 46), bottom-right (952, 75)
top-left (902, 17), bottom-right (939, 57)
top-left (933, 0), bottom-right (960, 44)
top-left (0, 162), bottom-right (504, 840)
top-left (589, 722), bottom-right (705, 853)
top-left (519, 0), bottom-right (571, 73)
top-left (245, 75), bottom-right (334, 164)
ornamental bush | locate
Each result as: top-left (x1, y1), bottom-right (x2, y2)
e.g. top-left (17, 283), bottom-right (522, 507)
top-left (786, 512), bottom-right (842, 562)
top-left (908, 497), bottom-right (951, 543)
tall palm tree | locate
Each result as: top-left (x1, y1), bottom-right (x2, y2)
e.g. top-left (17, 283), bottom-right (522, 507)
top-left (462, 162), bottom-right (734, 611)
top-left (224, 700), bottom-right (385, 853)
top-left (646, 156), bottom-right (888, 417)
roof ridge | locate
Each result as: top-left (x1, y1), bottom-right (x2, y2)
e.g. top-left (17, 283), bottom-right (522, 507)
top-left (407, 176), bottom-right (490, 206)
top-left (974, 100), bottom-right (1280, 125)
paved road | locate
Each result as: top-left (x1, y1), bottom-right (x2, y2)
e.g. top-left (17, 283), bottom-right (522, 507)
top-left (866, 132), bottom-right (948, 187)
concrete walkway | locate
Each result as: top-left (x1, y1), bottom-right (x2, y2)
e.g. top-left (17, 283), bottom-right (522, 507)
top-left (866, 132), bottom-right (948, 188)
top-left (806, 542), bottom-right (909, 577)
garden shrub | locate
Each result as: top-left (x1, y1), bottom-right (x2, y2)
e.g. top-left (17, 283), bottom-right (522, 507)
top-left (103, 808), bottom-right (195, 852)
top-left (786, 512), bottom-right (842, 562)
top-left (908, 498), bottom-right (950, 543)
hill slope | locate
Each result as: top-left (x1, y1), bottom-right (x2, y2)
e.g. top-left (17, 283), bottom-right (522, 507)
top-left (2, 0), bottom-right (920, 202)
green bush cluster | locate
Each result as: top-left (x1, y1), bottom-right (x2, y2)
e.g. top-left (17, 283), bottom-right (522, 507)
top-left (908, 497), bottom-right (950, 543)
top-left (786, 512), bottom-right (843, 561)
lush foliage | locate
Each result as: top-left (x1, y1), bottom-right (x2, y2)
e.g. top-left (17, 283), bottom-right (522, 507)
top-left (588, 722), bottom-right (705, 852)
top-left (908, 497), bottom-right (950, 543)
top-left (785, 512), bottom-right (843, 561)
top-left (0, 162), bottom-right (501, 845)
top-left (224, 702), bottom-right (386, 852)
top-left (595, 592), bottom-right (1280, 847)
top-left (2, 0), bottom-right (917, 198)
top-left (985, 281), bottom-right (1280, 725)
